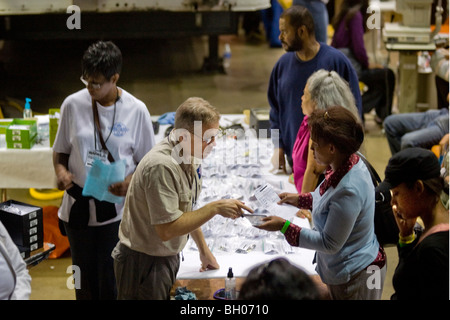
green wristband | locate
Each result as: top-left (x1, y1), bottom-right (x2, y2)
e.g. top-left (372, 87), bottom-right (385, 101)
top-left (281, 220), bottom-right (291, 234)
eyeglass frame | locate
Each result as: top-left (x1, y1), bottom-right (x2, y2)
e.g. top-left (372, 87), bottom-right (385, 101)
top-left (191, 128), bottom-right (224, 145)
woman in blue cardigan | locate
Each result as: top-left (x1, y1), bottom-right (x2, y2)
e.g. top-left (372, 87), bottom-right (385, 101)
top-left (258, 106), bottom-right (385, 300)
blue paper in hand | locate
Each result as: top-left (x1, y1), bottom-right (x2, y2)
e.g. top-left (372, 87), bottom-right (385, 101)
top-left (82, 159), bottom-right (126, 204)
top-left (157, 112), bottom-right (176, 125)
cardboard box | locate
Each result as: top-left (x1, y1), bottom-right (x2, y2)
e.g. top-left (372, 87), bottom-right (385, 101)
top-left (16, 245), bottom-right (31, 259)
top-left (49, 108), bottom-right (60, 147)
top-left (0, 200), bottom-right (43, 251)
top-left (5, 118), bottom-right (37, 149)
top-left (6, 135), bottom-right (37, 149)
top-left (0, 119), bottom-right (13, 134)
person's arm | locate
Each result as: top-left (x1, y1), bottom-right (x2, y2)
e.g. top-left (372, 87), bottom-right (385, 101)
top-left (268, 64), bottom-right (287, 171)
top-left (53, 151), bottom-right (73, 191)
top-left (190, 227), bottom-right (219, 271)
top-left (268, 66), bottom-right (282, 139)
top-left (108, 172), bottom-right (133, 197)
top-left (299, 188), bottom-right (362, 253)
top-left (349, 12), bottom-right (369, 69)
top-left (301, 139), bottom-right (327, 193)
top-left (271, 148), bottom-right (287, 173)
top-left (154, 199), bottom-right (253, 242)
top-left (257, 215), bottom-right (303, 246)
top-left (52, 101), bottom-right (74, 191)
top-left (133, 101), bottom-right (156, 163)
top-left (392, 204), bottom-right (417, 250)
top-left (278, 192), bottom-right (313, 210)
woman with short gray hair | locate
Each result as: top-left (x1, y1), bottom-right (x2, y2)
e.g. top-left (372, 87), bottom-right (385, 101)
top-left (292, 69), bottom-right (361, 195)
top-left (307, 69), bottom-right (359, 119)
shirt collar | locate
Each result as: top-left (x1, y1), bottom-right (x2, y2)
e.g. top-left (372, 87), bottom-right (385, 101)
top-left (166, 132), bottom-right (200, 177)
top-left (320, 153), bottom-right (360, 195)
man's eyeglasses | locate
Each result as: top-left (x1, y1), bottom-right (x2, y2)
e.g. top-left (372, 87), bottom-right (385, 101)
top-left (193, 129), bottom-right (225, 145)
top-left (80, 76), bottom-right (103, 90)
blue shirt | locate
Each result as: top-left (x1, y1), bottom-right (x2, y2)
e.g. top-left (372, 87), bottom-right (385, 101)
top-left (299, 159), bottom-right (379, 285)
top-left (268, 44), bottom-right (362, 159)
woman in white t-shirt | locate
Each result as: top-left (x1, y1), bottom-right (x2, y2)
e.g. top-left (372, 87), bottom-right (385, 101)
top-left (53, 41), bottom-right (155, 300)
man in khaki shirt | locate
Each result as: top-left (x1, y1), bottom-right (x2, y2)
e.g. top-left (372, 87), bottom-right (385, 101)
top-left (112, 97), bottom-right (252, 299)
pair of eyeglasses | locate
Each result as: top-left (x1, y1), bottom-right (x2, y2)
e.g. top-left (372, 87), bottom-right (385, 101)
top-left (80, 76), bottom-right (103, 90)
top-left (193, 129), bottom-right (224, 145)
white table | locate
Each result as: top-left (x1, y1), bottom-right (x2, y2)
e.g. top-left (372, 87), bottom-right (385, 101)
top-left (176, 114), bottom-right (318, 280)
top-left (0, 142), bottom-right (57, 190)
top-left (177, 216), bottom-right (317, 280)
top-left (0, 116), bottom-right (57, 201)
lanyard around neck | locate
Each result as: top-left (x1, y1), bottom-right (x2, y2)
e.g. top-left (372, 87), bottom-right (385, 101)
top-left (92, 89), bottom-right (118, 163)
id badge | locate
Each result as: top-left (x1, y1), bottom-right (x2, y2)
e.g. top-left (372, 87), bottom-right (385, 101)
top-left (86, 149), bottom-right (108, 167)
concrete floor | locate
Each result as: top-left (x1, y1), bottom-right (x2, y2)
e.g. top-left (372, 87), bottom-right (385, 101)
top-left (1, 28), bottom-right (398, 300)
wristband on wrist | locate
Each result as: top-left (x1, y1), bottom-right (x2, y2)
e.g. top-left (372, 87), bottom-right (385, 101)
top-left (398, 232), bottom-right (416, 247)
top-left (281, 220), bottom-right (291, 234)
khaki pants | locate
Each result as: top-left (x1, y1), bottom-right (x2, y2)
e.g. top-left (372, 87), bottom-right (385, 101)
top-left (327, 264), bottom-right (387, 300)
top-left (112, 242), bottom-right (180, 300)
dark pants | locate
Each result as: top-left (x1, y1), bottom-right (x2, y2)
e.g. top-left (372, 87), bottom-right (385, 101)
top-left (112, 242), bottom-right (180, 300)
top-left (360, 67), bottom-right (395, 121)
top-left (261, 0), bottom-right (283, 47)
top-left (63, 220), bottom-right (120, 300)
top-left (436, 76), bottom-right (449, 110)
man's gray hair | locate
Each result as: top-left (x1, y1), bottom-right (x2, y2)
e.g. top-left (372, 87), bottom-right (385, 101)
top-left (174, 97), bottom-right (220, 132)
top-left (306, 69), bottom-right (361, 122)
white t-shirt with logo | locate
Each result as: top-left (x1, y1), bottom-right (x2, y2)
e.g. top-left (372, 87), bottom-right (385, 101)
top-left (53, 88), bottom-right (155, 226)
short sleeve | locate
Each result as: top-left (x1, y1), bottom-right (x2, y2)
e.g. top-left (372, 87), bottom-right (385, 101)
top-left (144, 163), bottom-right (186, 225)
